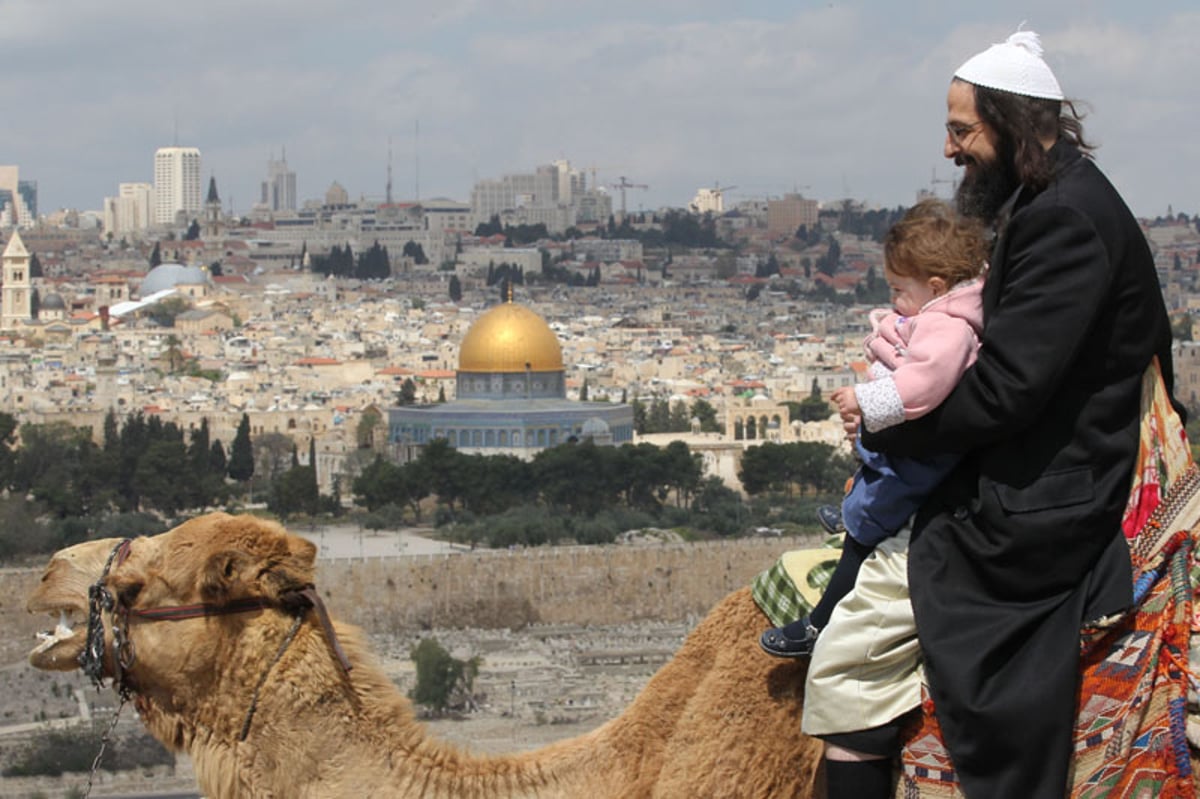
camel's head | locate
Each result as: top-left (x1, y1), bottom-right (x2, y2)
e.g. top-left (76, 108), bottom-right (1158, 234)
top-left (26, 513), bottom-right (317, 691)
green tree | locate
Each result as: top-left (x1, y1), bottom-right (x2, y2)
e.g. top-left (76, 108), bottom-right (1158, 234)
top-left (409, 638), bottom-right (480, 715)
top-left (396, 378), bottom-right (417, 406)
top-left (209, 439), bottom-right (228, 478)
top-left (532, 440), bottom-right (618, 516)
top-left (0, 411), bottom-right (18, 488)
top-left (228, 414), bottom-right (254, 483)
top-left (356, 407), bottom-right (384, 448)
top-left (149, 241), bottom-right (162, 268)
top-left (448, 274), bottom-right (463, 302)
top-left (187, 418), bottom-right (223, 508)
top-left (630, 397), bottom-right (647, 434)
top-left (0, 496), bottom-right (51, 560)
top-left (737, 442), bottom-right (789, 496)
top-left (667, 399), bottom-right (691, 432)
top-left (184, 220), bottom-right (201, 240)
top-left (402, 240), bottom-right (428, 265)
top-left (352, 456), bottom-right (434, 522)
top-left (691, 476), bottom-right (746, 536)
top-left (418, 438), bottom-right (470, 511)
top-left (816, 237), bottom-right (841, 277)
top-left (268, 466), bottom-right (320, 520)
top-left (457, 454), bottom-right (536, 517)
top-left (646, 397), bottom-right (671, 433)
top-left (737, 441), bottom-right (846, 497)
top-left (689, 398), bottom-right (721, 433)
top-left (797, 379), bottom-right (832, 422)
top-left (136, 438), bottom-right (190, 515)
top-left (661, 440), bottom-right (703, 507)
top-left (163, 334), bottom-right (185, 372)
top-left (355, 240), bottom-right (391, 280)
top-left (12, 423), bottom-right (92, 517)
top-left (613, 443), bottom-right (669, 510)
top-left (147, 296), bottom-right (191, 328)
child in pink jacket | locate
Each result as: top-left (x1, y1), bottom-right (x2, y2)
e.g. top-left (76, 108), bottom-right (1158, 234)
top-left (762, 199), bottom-right (987, 657)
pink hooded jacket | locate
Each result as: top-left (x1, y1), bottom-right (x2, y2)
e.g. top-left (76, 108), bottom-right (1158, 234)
top-left (854, 276), bottom-right (984, 433)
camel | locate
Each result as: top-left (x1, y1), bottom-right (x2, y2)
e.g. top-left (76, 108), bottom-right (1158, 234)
top-left (26, 512), bottom-right (825, 798)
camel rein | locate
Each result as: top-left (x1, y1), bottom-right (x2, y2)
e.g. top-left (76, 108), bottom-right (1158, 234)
top-left (80, 538), bottom-right (353, 728)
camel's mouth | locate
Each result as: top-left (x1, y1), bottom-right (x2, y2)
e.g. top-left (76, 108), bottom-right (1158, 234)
top-left (26, 537), bottom-right (126, 672)
top-left (30, 609), bottom-right (85, 670)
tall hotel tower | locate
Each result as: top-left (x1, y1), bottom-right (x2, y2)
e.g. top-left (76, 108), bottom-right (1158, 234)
top-left (153, 146), bottom-right (202, 225)
top-left (262, 152), bottom-right (297, 212)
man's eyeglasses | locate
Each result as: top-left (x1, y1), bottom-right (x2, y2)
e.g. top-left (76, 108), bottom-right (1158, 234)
top-left (945, 121), bottom-right (982, 147)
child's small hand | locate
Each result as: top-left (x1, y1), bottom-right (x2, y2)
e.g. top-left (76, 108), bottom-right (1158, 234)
top-left (831, 387), bottom-right (861, 420)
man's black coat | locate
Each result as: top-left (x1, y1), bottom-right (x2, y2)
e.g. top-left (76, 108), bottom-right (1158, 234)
top-left (863, 141), bottom-right (1178, 798)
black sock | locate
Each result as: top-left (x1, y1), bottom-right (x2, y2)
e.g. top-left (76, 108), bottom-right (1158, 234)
top-left (809, 535), bottom-right (874, 628)
top-left (824, 758), bottom-right (892, 799)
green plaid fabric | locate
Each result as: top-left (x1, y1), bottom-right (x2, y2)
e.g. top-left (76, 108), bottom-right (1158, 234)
top-left (751, 536), bottom-right (841, 627)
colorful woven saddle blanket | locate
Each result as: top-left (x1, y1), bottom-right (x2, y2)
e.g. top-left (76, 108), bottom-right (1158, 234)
top-left (752, 361), bottom-right (1200, 797)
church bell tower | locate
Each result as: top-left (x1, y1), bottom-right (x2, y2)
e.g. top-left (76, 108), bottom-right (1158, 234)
top-left (1, 230), bottom-right (33, 331)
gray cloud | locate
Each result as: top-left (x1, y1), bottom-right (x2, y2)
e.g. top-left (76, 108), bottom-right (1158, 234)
top-left (3, 2), bottom-right (1196, 217)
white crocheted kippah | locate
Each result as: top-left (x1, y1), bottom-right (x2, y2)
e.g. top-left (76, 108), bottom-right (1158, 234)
top-left (955, 30), bottom-right (1064, 100)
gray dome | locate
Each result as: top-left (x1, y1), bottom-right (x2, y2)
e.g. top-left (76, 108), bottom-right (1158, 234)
top-left (580, 417), bottom-right (611, 437)
top-left (140, 263), bottom-right (209, 296)
top-left (40, 292), bottom-right (66, 310)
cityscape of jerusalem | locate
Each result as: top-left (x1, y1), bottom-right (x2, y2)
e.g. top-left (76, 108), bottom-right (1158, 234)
top-left (0, 149), bottom-right (1199, 504)
top-left (1, 142), bottom-right (1199, 795)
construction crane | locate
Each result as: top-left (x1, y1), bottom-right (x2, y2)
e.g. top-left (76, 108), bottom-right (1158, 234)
top-left (580, 163), bottom-right (627, 191)
top-left (930, 167), bottom-right (956, 196)
top-left (610, 176), bottom-right (648, 217)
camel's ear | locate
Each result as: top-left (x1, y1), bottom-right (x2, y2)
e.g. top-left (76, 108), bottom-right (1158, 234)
top-left (258, 535), bottom-right (318, 601)
top-left (200, 550), bottom-right (255, 602)
top-left (201, 535), bottom-right (316, 604)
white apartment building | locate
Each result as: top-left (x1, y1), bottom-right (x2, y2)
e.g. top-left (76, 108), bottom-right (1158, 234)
top-left (470, 161), bottom-right (589, 234)
top-left (422, 198), bottom-right (473, 234)
top-left (690, 187), bottom-right (726, 215)
top-left (103, 182), bottom-right (153, 239)
top-left (154, 146), bottom-right (202, 226)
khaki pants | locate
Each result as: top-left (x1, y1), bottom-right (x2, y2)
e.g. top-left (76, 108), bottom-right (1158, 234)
top-left (802, 526), bottom-right (923, 736)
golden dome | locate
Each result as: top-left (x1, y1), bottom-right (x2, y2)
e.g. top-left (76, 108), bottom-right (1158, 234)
top-left (458, 301), bottom-right (563, 373)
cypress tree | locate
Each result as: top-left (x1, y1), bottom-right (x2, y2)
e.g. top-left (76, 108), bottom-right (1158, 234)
top-left (228, 414), bottom-right (254, 482)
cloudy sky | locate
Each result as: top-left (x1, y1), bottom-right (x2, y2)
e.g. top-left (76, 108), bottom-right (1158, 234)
top-left (4, 1), bottom-right (1197, 218)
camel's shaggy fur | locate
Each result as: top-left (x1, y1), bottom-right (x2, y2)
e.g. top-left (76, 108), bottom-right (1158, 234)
top-left (27, 513), bottom-right (824, 798)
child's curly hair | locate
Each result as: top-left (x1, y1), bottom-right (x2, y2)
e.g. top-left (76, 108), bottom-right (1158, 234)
top-left (884, 198), bottom-right (987, 287)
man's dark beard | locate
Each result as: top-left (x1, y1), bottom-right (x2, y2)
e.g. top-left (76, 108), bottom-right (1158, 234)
top-left (955, 155), bottom-right (1020, 225)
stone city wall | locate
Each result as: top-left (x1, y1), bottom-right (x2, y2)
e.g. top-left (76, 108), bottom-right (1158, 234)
top-left (316, 536), bottom-right (817, 635)
top-left (1, 536), bottom-right (820, 658)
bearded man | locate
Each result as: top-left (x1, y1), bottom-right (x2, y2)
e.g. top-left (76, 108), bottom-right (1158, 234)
top-left (799, 31), bottom-right (1180, 799)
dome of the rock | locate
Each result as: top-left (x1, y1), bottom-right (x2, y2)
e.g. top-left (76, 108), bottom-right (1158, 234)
top-left (458, 301), bottom-right (563, 373)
